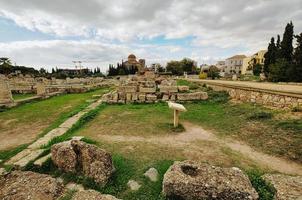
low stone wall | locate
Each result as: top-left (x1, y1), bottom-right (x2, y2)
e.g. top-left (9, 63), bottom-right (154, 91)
top-left (205, 83), bottom-right (302, 109)
top-left (102, 76), bottom-right (208, 104)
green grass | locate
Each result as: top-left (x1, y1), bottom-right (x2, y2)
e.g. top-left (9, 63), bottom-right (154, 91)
top-left (12, 93), bottom-right (35, 100)
top-left (177, 79), bottom-right (199, 90)
top-left (0, 144), bottom-right (28, 162)
top-left (28, 149), bottom-right (173, 200)
top-left (0, 88), bottom-right (109, 151)
top-left (43, 104), bottom-right (107, 149)
top-left (246, 169), bottom-right (276, 200)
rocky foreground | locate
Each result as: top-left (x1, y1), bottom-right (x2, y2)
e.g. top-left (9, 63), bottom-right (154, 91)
top-left (1, 140), bottom-right (302, 200)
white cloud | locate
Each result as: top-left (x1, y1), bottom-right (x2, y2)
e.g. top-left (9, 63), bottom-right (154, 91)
top-left (0, 0), bottom-right (301, 69)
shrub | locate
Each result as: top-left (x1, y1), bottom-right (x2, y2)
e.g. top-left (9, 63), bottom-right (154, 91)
top-left (199, 72), bottom-right (207, 79)
top-left (208, 91), bottom-right (229, 103)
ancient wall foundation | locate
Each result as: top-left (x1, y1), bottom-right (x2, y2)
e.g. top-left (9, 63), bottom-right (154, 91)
top-left (205, 83), bottom-right (302, 109)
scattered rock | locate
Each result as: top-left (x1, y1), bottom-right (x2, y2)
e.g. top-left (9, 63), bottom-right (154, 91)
top-left (127, 180), bottom-right (141, 191)
top-left (66, 182), bottom-right (84, 192)
top-left (144, 168), bottom-right (159, 182)
top-left (263, 174), bottom-right (302, 200)
top-left (178, 86), bottom-right (190, 92)
top-left (162, 160), bottom-right (258, 200)
top-left (51, 140), bottom-right (115, 186)
top-left (0, 168), bottom-right (7, 176)
top-left (0, 170), bottom-right (64, 200)
top-left (72, 189), bottom-right (120, 200)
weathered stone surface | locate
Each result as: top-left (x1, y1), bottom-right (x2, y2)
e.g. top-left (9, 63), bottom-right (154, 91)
top-left (51, 140), bottom-right (115, 185)
top-left (177, 92), bottom-right (208, 101)
top-left (162, 94), bottom-right (169, 101)
top-left (131, 93), bottom-right (138, 101)
top-left (66, 182), bottom-right (84, 191)
top-left (178, 86), bottom-right (189, 92)
top-left (263, 174), bottom-right (302, 200)
top-left (126, 93), bottom-right (132, 102)
top-left (36, 82), bottom-right (46, 96)
top-left (127, 180), bottom-right (141, 191)
top-left (51, 141), bottom-right (77, 172)
top-left (118, 86), bottom-right (137, 93)
top-left (0, 170), bottom-right (64, 200)
top-left (159, 86), bottom-right (178, 93)
top-left (72, 189), bottom-right (120, 200)
top-left (0, 76), bottom-right (13, 105)
top-left (0, 168), bottom-right (7, 176)
top-left (146, 94), bottom-right (157, 102)
top-left (139, 94), bottom-right (146, 102)
top-left (162, 161), bottom-right (258, 200)
top-left (139, 86), bottom-right (156, 93)
top-left (161, 79), bottom-right (177, 86)
top-left (144, 168), bottom-right (159, 182)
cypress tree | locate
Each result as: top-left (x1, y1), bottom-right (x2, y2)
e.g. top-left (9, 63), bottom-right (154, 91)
top-left (293, 33), bottom-right (302, 82)
top-left (264, 37), bottom-right (277, 77)
top-left (280, 21), bottom-right (294, 62)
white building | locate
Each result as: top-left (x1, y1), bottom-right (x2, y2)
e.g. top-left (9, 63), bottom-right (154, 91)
top-left (224, 55), bottom-right (247, 74)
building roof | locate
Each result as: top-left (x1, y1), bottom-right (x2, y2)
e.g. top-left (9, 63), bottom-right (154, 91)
top-left (226, 55), bottom-right (247, 60)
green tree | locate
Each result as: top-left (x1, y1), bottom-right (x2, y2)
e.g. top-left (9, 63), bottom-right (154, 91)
top-left (253, 64), bottom-right (262, 76)
top-left (269, 59), bottom-right (289, 82)
top-left (207, 66), bottom-right (220, 79)
top-left (166, 60), bottom-right (183, 75)
top-left (264, 37), bottom-right (277, 77)
top-left (292, 33), bottom-right (302, 82)
top-left (280, 21), bottom-right (294, 62)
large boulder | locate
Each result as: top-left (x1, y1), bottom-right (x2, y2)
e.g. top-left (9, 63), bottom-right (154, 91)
top-left (263, 174), bottom-right (302, 200)
top-left (51, 141), bottom-right (77, 172)
top-left (0, 170), bottom-right (64, 200)
top-left (51, 140), bottom-right (115, 186)
top-left (162, 161), bottom-right (258, 200)
top-left (72, 189), bottom-right (120, 200)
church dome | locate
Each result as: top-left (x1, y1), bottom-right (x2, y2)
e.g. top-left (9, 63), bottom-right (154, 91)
top-left (128, 54), bottom-right (136, 59)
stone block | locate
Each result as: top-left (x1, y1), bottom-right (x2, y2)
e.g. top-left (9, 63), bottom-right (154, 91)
top-left (118, 86), bottom-right (137, 93)
top-left (0, 77), bottom-right (13, 104)
top-left (159, 86), bottom-right (178, 93)
top-left (178, 86), bottom-right (189, 92)
top-left (139, 86), bottom-right (156, 93)
top-left (139, 94), bottom-right (146, 102)
top-left (132, 93), bottom-right (138, 101)
top-left (146, 94), bottom-right (157, 102)
top-left (162, 94), bottom-right (169, 101)
top-left (126, 93), bottom-right (132, 102)
top-left (177, 92), bottom-right (208, 101)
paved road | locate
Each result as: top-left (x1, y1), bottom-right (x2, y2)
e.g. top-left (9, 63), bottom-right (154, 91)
top-left (188, 79), bottom-right (302, 95)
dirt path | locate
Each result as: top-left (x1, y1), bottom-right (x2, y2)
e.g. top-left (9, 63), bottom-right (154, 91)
top-left (96, 122), bottom-right (302, 175)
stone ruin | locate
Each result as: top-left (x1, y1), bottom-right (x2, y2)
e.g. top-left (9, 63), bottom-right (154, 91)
top-left (101, 73), bottom-right (208, 104)
top-left (162, 160), bottom-right (259, 200)
top-left (0, 75), bottom-right (13, 107)
top-left (51, 140), bottom-right (115, 186)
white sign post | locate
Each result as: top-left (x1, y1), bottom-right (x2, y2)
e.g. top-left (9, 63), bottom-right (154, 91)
top-left (168, 101), bottom-right (187, 127)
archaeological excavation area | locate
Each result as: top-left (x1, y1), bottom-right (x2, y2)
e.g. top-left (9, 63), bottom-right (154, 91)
top-left (0, 73), bottom-right (302, 200)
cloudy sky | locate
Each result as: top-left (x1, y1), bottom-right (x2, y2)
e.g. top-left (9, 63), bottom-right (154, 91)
top-left (0, 0), bottom-right (301, 72)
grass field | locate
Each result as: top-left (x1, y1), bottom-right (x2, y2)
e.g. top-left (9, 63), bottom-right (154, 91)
top-left (2, 86), bottom-right (300, 200)
top-left (0, 88), bottom-right (110, 151)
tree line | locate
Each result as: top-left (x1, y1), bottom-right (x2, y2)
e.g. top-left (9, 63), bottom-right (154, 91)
top-left (0, 57), bottom-right (104, 78)
top-left (107, 63), bottom-right (138, 76)
top-left (264, 21), bottom-right (302, 82)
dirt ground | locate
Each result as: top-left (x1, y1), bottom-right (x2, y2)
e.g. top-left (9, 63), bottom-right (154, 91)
top-left (79, 122), bottom-right (302, 176)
